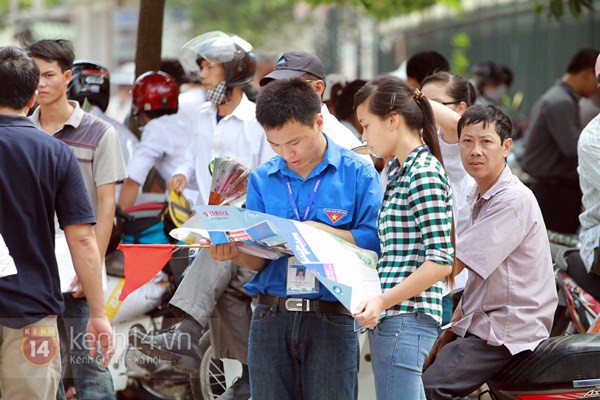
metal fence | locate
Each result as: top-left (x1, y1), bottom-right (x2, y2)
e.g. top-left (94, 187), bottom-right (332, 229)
top-left (378, 1), bottom-right (599, 118)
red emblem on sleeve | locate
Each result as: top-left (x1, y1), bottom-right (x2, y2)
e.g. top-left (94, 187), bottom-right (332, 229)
top-left (324, 208), bottom-right (348, 224)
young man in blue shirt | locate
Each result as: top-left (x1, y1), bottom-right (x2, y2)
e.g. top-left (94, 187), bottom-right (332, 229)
top-left (209, 78), bottom-right (383, 400)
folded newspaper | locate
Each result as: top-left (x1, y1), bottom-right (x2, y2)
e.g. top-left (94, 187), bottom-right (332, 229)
top-left (170, 205), bottom-right (382, 320)
top-left (0, 233), bottom-right (17, 279)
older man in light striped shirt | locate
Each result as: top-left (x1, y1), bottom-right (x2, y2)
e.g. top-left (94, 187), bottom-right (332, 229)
top-left (423, 105), bottom-right (558, 400)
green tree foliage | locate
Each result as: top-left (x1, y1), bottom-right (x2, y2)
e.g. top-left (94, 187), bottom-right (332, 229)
top-left (308, 0), bottom-right (593, 20)
top-left (0, 0), bottom-right (62, 12)
top-left (167, 0), bottom-right (297, 48)
top-left (450, 32), bottom-right (470, 77)
top-left (302, 0), bottom-right (460, 20)
top-left (534, 0), bottom-right (594, 20)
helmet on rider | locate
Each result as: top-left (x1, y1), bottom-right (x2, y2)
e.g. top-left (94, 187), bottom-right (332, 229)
top-left (181, 31), bottom-right (256, 87)
top-left (68, 60), bottom-right (110, 112)
top-left (132, 71), bottom-right (179, 120)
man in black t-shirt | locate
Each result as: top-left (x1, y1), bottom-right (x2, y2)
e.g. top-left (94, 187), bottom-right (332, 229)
top-left (0, 46), bottom-right (113, 400)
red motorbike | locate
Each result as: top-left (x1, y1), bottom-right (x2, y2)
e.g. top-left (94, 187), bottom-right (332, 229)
top-left (481, 240), bottom-right (600, 399)
top-left (552, 247), bottom-right (600, 335)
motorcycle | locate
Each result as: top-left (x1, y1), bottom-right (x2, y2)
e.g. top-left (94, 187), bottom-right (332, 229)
top-left (483, 334), bottom-right (600, 399)
top-left (105, 201), bottom-right (202, 400)
top-left (552, 247), bottom-right (600, 335)
top-left (480, 234), bottom-right (600, 399)
top-left (106, 246), bottom-right (199, 400)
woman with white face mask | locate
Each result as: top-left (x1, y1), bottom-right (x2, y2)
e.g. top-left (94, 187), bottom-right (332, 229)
top-left (471, 61), bottom-right (512, 106)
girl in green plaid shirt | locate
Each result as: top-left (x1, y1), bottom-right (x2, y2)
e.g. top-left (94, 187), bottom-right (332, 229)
top-left (354, 76), bottom-right (455, 400)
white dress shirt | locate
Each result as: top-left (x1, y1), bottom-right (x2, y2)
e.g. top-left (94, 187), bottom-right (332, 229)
top-left (578, 113), bottom-right (600, 272)
top-left (174, 94), bottom-right (275, 206)
top-left (321, 105), bottom-right (371, 163)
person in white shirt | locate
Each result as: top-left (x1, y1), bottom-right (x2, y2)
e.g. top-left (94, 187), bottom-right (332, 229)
top-left (159, 57), bottom-right (207, 126)
top-left (133, 32), bottom-right (274, 400)
top-left (420, 71), bottom-right (478, 328)
top-left (259, 50), bottom-right (370, 163)
top-left (169, 33), bottom-right (274, 206)
top-left (119, 71), bottom-right (199, 210)
top-left (569, 54), bottom-right (600, 302)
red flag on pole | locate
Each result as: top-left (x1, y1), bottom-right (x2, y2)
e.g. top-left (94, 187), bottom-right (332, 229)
top-left (117, 244), bottom-right (174, 301)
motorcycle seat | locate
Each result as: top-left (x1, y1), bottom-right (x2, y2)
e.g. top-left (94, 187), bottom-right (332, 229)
top-left (490, 334), bottom-right (600, 385)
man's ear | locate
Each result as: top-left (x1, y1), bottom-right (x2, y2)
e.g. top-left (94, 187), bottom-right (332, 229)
top-left (502, 137), bottom-right (513, 157)
top-left (313, 79), bottom-right (325, 98)
top-left (26, 91), bottom-right (38, 109)
top-left (315, 113), bottom-right (324, 130)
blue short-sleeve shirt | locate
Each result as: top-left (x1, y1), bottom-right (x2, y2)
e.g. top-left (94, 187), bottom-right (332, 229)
top-left (243, 134), bottom-right (383, 301)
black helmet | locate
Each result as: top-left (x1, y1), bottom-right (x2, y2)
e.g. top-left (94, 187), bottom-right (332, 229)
top-left (68, 60), bottom-right (110, 112)
top-left (181, 31), bottom-right (256, 87)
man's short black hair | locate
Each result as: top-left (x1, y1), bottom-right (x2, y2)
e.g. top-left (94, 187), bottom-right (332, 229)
top-left (256, 78), bottom-right (321, 130)
top-left (28, 39), bottom-right (75, 72)
top-left (457, 105), bottom-right (512, 143)
top-left (566, 48), bottom-right (599, 74)
top-left (406, 50), bottom-right (450, 85)
top-left (0, 46), bottom-right (40, 109)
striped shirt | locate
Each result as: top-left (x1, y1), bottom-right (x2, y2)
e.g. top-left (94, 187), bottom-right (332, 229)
top-left (452, 166), bottom-right (557, 354)
top-left (30, 101), bottom-right (127, 216)
top-left (378, 146), bottom-right (454, 325)
top-left (578, 113), bottom-right (600, 272)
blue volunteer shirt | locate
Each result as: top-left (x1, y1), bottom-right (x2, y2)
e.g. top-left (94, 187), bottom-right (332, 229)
top-left (243, 134), bottom-right (383, 302)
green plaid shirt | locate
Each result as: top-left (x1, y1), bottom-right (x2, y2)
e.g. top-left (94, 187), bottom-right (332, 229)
top-left (378, 146), bottom-right (454, 324)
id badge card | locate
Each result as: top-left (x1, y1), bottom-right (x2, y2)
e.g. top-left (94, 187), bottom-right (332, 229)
top-left (286, 256), bottom-right (319, 296)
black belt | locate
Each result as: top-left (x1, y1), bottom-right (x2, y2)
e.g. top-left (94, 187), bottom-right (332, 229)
top-left (257, 294), bottom-right (351, 316)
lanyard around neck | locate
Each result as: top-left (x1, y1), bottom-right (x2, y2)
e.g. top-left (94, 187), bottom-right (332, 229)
top-left (284, 170), bottom-right (326, 222)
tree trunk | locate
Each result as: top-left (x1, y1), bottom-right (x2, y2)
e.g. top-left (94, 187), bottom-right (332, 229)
top-left (133, 0), bottom-right (165, 193)
top-left (129, 0), bottom-right (164, 140)
top-left (134, 0), bottom-right (164, 79)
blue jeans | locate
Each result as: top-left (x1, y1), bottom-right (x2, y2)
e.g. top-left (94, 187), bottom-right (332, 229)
top-left (56, 295), bottom-right (115, 400)
top-left (248, 303), bottom-right (359, 400)
top-left (369, 313), bottom-right (438, 400)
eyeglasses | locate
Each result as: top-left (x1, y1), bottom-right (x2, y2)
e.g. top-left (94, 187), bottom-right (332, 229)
top-left (440, 100), bottom-right (462, 106)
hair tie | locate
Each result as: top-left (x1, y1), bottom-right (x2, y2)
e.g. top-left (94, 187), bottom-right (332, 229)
top-left (389, 93), bottom-right (396, 111)
top-left (414, 88), bottom-right (424, 102)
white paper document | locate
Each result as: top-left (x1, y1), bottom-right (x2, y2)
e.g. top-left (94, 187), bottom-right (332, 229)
top-left (0, 233), bottom-right (17, 279)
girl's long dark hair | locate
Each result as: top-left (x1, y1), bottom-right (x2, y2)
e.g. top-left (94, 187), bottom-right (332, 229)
top-left (354, 75), bottom-right (444, 167)
top-left (354, 75), bottom-right (456, 286)
top-left (420, 71), bottom-right (477, 106)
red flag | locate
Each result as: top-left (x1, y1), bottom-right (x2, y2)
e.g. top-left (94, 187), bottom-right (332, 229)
top-left (117, 244), bottom-right (173, 301)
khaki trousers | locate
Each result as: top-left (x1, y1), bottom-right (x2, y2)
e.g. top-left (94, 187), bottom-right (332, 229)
top-left (0, 315), bottom-right (61, 399)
